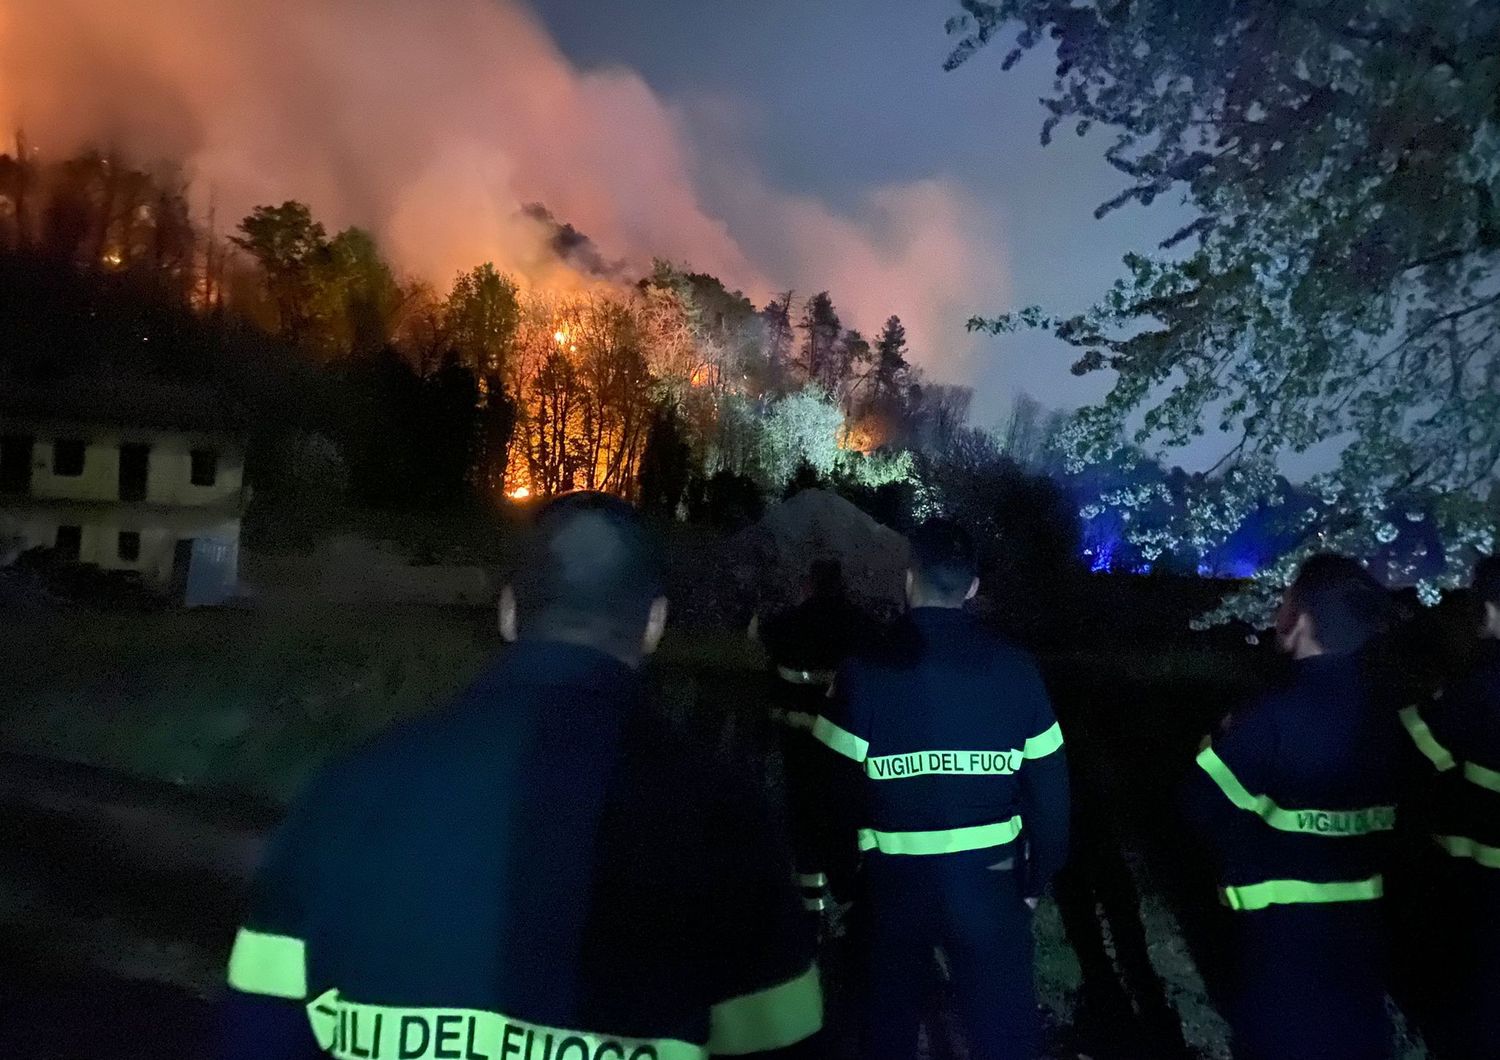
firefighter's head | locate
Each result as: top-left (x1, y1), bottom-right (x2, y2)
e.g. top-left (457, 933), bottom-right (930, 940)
top-left (500, 492), bottom-right (668, 666)
top-left (907, 518), bottom-right (979, 609)
top-left (1274, 553), bottom-right (1394, 659)
top-left (1474, 554), bottom-right (1500, 640)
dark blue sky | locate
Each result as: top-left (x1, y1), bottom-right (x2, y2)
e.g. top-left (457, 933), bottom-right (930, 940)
top-left (528, 0), bottom-right (1188, 429)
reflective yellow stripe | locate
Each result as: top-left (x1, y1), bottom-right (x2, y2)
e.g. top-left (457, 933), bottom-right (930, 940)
top-left (1400, 706), bottom-right (1457, 772)
top-left (812, 716), bottom-right (868, 762)
top-left (1023, 721), bottom-right (1065, 760)
top-left (227, 928), bottom-right (307, 1000)
top-left (708, 964), bottom-right (823, 1056)
top-left (776, 665), bottom-right (836, 687)
top-left (306, 989), bottom-right (707, 1060)
top-left (1435, 834), bottom-right (1500, 869)
top-left (858, 815), bottom-right (1023, 856)
top-left (1463, 761), bottom-right (1500, 794)
top-left (1222, 875), bottom-right (1384, 912)
top-left (1196, 746), bottom-right (1395, 836)
top-left (865, 748), bottom-right (1022, 780)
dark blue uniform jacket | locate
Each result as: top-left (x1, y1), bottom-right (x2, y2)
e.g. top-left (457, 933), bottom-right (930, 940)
top-left (1403, 639), bottom-right (1500, 864)
top-left (813, 608), bottom-right (1069, 897)
top-left (221, 639), bottom-right (821, 1060)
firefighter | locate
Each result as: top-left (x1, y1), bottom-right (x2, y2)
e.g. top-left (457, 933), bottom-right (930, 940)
top-left (220, 493), bottom-right (822, 1060)
top-left (1184, 554), bottom-right (1404, 1060)
top-left (812, 518), bottom-right (1070, 1060)
top-left (757, 558), bottom-right (877, 917)
top-left (1398, 554), bottom-right (1500, 1059)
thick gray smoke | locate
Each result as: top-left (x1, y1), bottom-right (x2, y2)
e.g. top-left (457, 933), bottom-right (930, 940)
top-left (0, 0), bottom-right (1008, 365)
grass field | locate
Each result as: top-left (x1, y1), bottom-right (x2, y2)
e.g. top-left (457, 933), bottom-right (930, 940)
top-left (0, 599), bottom-right (778, 802)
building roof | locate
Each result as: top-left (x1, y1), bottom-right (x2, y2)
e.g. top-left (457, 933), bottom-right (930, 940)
top-left (0, 377), bottom-right (251, 436)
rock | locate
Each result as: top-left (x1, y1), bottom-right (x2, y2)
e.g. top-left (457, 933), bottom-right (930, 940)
top-left (729, 489), bottom-right (909, 615)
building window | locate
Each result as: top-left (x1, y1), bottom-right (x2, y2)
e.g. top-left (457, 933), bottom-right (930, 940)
top-left (53, 439), bottom-right (86, 477)
top-left (190, 449), bottom-right (218, 487)
top-left (55, 525), bottom-right (82, 561)
top-left (118, 444), bottom-right (150, 502)
top-left (0, 434), bottom-right (34, 494)
top-left (118, 531), bottom-right (141, 563)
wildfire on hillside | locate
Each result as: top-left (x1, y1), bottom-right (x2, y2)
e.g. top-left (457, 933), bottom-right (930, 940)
top-left (839, 419), bottom-right (885, 455)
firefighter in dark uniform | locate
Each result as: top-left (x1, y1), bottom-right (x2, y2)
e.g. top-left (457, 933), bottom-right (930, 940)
top-left (1399, 554), bottom-right (1500, 1059)
top-left (813, 519), bottom-right (1070, 1060)
top-left (758, 559), bottom-right (877, 916)
top-left (1184, 554), bottom-right (1404, 1060)
top-left (219, 493), bottom-right (822, 1060)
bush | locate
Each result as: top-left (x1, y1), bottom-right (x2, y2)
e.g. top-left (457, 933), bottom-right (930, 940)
top-left (917, 430), bottom-right (1084, 646)
top-left (688, 469), bottom-right (765, 530)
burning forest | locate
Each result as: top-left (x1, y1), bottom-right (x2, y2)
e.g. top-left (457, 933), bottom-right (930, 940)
top-left (0, 142), bottom-right (965, 514)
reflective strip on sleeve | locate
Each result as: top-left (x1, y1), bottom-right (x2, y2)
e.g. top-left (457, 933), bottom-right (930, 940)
top-left (796, 872), bottom-right (828, 889)
top-left (305, 989), bottom-right (708, 1060)
top-left (707, 964), bottom-right (823, 1056)
top-left (811, 716), bottom-right (869, 763)
top-left (1023, 721), bottom-right (1065, 760)
top-left (865, 748), bottom-right (1022, 780)
top-left (858, 815), bottom-right (1023, 856)
top-left (1400, 706), bottom-right (1457, 772)
top-left (1463, 761), bottom-right (1500, 794)
top-left (1221, 874), bottom-right (1385, 912)
top-left (773, 709), bottom-right (818, 732)
top-left (1435, 834), bottom-right (1500, 869)
top-left (227, 928), bottom-right (308, 1000)
top-left (1195, 746), bottom-right (1396, 836)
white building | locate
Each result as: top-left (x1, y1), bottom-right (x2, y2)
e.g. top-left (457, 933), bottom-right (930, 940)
top-left (0, 382), bottom-right (248, 604)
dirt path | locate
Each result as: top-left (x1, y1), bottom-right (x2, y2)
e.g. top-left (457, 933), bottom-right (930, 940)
top-left (0, 751), bottom-right (276, 1058)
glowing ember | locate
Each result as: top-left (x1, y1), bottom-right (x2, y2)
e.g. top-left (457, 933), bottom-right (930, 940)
top-left (553, 330), bottom-right (567, 344)
top-left (507, 486), bottom-right (531, 500)
top-left (102, 250), bottom-right (123, 267)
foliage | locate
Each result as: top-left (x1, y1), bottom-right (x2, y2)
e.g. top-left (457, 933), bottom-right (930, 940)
top-left (510, 294), bottom-right (655, 496)
top-left (315, 228), bottom-right (405, 358)
top-left (232, 202), bottom-right (330, 346)
top-left (916, 427), bottom-right (1083, 642)
top-left (842, 447), bottom-right (916, 490)
top-left (638, 405), bottom-right (694, 518)
top-left (796, 291), bottom-right (844, 391)
top-left (0, 147), bottom-right (197, 298)
top-left (687, 468), bottom-right (765, 530)
top-left (443, 263), bottom-right (521, 376)
top-left (873, 315), bottom-right (912, 403)
top-left (333, 349), bottom-right (488, 509)
top-left (947, 0), bottom-right (1500, 622)
top-left (756, 388), bottom-right (846, 491)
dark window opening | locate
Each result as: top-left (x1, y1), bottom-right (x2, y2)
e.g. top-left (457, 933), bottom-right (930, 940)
top-left (190, 449), bottom-right (218, 487)
top-left (119, 444), bottom-right (150, 502)
top-left (53, 439), bottom-right (86, 477)
top-left (55, 525), bottom-right (82, 561)
top-left (1, 435), bottom-right (35, 494)
top-left (118, 531), bottom-right (141, 563)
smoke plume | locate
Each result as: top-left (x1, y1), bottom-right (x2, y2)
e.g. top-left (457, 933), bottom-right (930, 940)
top-left (0, 0), bottom-right (1007, 368)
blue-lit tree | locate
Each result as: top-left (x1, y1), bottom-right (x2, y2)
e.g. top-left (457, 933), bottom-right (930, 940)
top-left (948, 0), bottom-right (1500, 623)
